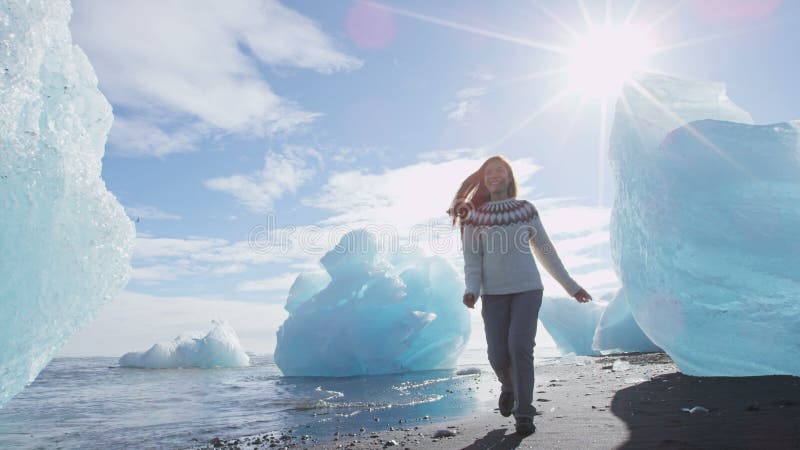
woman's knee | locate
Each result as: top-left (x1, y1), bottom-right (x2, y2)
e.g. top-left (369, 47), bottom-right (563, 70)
top-left (508, 333), bottom-right (535, 359)
top-left (486, 349), bottom-right (510, 369)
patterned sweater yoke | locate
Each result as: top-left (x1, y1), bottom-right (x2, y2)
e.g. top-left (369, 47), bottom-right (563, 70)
top-left (461, 197), bottom-right (581, 297)
top-left (462, 197), bottom-right (539, 227)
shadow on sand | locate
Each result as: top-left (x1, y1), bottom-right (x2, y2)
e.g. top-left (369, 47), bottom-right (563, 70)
top-left (612, 372), bottom-right (800, 449)
top-left (462, 428), bottom-right (525, 450)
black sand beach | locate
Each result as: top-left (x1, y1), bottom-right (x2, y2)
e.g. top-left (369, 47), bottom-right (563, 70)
top-left (200, 353), bottom-right (800, 450)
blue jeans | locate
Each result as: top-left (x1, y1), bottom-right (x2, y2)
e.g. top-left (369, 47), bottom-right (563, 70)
top-left (481, 289), bottom-right (543, 419)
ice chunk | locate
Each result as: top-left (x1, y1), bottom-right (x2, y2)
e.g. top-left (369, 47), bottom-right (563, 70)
top-left (611, 359), bottom-right (631, 372)
top-left (119, 320), bottom-right (249, 368)
top-left (540, 289), bottom-right (661, 356)
top-left (682, 406), bottom-right (709, 414)
top-left (558, 352), bottom-right (594, 366)
top-left (592, 288), bottom-right (661, 354)
top-left (0, 0), bottom-right (134, 406)
top-left (274, 229), bottom-right (471, 376)
top-left (538, 294), bottom-right (608, 356)
top-left (625, 376), bottom-right (648, 384)
top-left (609, 73), bottom-right (800, 376)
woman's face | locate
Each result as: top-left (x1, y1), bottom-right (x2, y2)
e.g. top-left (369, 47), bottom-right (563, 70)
top-left (483, 160), bottom-right (510, 195)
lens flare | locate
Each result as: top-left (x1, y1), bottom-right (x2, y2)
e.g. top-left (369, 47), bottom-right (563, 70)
top-left (566, 25), bottom-right (654, 98)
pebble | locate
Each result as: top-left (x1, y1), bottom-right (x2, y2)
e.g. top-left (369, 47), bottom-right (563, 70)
top-left (433, 429), bottom-right (457, 438)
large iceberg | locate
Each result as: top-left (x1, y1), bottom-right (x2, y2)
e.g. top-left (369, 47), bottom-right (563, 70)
top-left (275, 230), bottom-right (471, 376)
top-left (120, 321), bottom-right (250, 369)
top-left (539, 289), bottom-right (660, 356)
top-left (0, 0), bottom-right (135, 406)
top-left (609, 73), bottom-right (800, 376)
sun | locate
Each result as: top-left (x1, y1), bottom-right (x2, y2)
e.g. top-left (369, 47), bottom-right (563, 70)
top-left (566, 25), bottom-right (654, 99)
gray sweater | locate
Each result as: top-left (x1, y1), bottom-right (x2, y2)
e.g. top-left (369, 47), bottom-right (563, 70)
top-left (462, 197), bottom-right (581, 297)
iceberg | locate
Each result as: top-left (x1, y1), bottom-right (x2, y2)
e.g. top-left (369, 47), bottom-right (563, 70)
top-left (0, 0), bottom-right (135, 406)
top-left (538, 294), bottom-right (607, 356)
top-left (119, 320), bottom-right (249, 369)
top-left (592, 288), bottom-right (661, 354)
top-left (274, 229), bottom-right (471, 376)
top-left (539, 289), bottom-right (660, 356)
top-left (609, 73), bottom-right (800, 376)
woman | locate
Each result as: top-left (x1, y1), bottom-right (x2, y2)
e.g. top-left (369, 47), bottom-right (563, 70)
top-left (447, 155), bottom-right (592, 435)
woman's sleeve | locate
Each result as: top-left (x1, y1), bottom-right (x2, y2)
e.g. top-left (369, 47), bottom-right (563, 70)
top-left (462, 221), bottom-right (483, 297)
top-left (528, 212), bottom-right (582, 296)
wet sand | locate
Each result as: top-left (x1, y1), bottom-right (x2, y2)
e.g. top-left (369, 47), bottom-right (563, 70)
top-left (201, 353), bottom-right (800, 449)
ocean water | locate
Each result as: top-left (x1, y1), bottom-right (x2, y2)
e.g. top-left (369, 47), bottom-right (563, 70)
top-left (0, 348), bottom-right (560, 449)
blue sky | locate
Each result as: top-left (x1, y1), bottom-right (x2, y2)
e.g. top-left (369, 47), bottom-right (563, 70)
top-left (59, 0), bottom-right (800, 356)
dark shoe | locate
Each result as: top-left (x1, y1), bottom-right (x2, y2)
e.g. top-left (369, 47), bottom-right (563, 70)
top-left (498, 392), bottom-right (514, 417)
top-left (515, 417), bottom-right (536, 435)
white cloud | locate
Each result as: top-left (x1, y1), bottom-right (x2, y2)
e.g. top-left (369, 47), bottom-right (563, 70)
top-left (107, 117), bottom-right (202, 158)
top-left (205, 146), bottom-right (322, 213)
top-left (237, 272), bottom-right (298, 292)
top-left (132, 236), bottom-right (287, 273)
top-left (211, 264), bottom-right (249, 275)
top-left (288, 260), bottom-right (325, 271)
top-left (130, 236), bottom-right (275, 283)
top-left (304, 157), bottom-right (541, 228)
top-left (328, 146), bottom-right (389, 165)
top-left (416, 147), bottom-right (488, 162)
top-left (532, 200), bottom-right (612, 237)
top-left (193, 238), bottom-right (297, 265)
top-left (226, 1), bottom-right (362, 72)
top-left (58, 290), bottom-right (288, 357)
top-left (134, 237), bottom-right (230, 260)
top-left (129, 226), bottom-right (327, 285)
top-left (519, 201), bottom-right (618, 293)
top-left (445, 87), bottom-right (487, 122)
top-left (71, 0), bottom-right (361, 156)
top-left (125, 204), bottom-right (182, 221)
top-left (131, 264), bottom-right (192, 282)
top-left (468, 71), bottom-right (495, 81)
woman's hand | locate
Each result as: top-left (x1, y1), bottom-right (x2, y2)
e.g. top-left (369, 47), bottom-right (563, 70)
top-left (463, 293), bottom-right (477, 309)
top-left (573, 288), bottom-right (592, 303)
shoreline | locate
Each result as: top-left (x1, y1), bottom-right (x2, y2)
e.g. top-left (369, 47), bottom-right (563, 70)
top-left (200, 352), bottom-right (800, 449)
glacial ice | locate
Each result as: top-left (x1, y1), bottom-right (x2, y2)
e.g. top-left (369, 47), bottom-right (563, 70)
top-left (0, 0), bottom-right (135, 406)
top-left (538, 294), bottom-right (607, 356)
top-left (119, 320), bottom-right (250, 369)
top-left (611, 359), bottom-right (631, 372)
top-left (274, 229), bottom-right (471, 376)
top-left (284, 271), bottom-right (331, 314)
top-left (609, 73), bottom-right (800, 376)
top-left (538, 288), bottom-right (659, 356)
top-left (592, 288), bottom-right (661, 354)
top-left (556, 353), bottom-right (594, 366)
